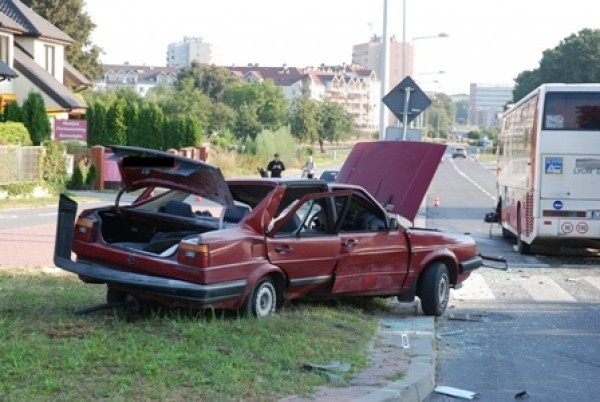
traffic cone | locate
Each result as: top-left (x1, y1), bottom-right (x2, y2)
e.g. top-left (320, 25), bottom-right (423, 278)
top-left (434, 195), bottom-right (440, 208)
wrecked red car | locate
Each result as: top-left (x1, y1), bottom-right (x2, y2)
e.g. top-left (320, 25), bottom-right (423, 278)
top-left (54, 142), bottom-right (484, 317)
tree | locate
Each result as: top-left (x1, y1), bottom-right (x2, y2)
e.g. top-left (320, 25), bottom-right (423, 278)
top-left (224, 80), bottom-right (289, 135)
top-left (177, 62), bottom-right (238, 102)
top-left (425, 93), bottom-right (455, 138)
top-left (23, 0), bottom-right (103, 82)
top-left (3, 102), bottom-right (22, 123)
top-left (317, 100), bottom-right (354, 152)
top-left (513, 29), bottom-right (600, 102)
top-left (289, 97), bottom-right (320, 144)
top-left (106, 99), bottom-right (127, 145)
top-left (87, 102), bottom-right (108, 146)
top-left (22, 91), bottom-right (51, 145)
top-left (162, 77), bottom-right (212, 133)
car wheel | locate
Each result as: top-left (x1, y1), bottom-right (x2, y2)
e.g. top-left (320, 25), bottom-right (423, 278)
top-left (419, 263), bottom-right (450, 316)
top-left (243, 277), bottom-right (276, 318)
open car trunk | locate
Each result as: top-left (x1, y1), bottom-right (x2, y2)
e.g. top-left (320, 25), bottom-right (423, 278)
top-left (96, 206), bottom-right (221, 256)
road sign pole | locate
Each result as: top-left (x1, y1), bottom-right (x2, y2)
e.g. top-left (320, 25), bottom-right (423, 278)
top-left (402, 87), bottom-right (412, 141)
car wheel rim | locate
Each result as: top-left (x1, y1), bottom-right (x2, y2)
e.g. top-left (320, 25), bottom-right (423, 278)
top-left (438, 273), bottom-right (449, 307)
top-left (255, 283), bottom-right (275, 317)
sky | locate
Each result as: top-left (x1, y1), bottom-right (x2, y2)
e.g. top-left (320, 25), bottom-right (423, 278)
top-left (83, 0), bottom-right (600, 95)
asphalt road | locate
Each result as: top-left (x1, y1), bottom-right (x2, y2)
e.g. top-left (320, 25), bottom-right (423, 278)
top-left (424, 156), bottom-right (600, 401)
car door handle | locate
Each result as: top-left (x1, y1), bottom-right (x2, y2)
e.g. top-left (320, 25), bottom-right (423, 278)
top-left (275, 245), bottom-right (293, 254)
top-left (342, 239), bottom-right (358, 248)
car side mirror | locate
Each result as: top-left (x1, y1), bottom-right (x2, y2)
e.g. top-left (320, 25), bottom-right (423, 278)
top-left (389, 217), bottom-right (399, 230)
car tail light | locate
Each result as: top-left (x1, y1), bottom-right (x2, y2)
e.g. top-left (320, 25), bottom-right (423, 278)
top-left (178, 242), bottom-right (210, 268)
top-left (74, 217), bottom-right (97, 242)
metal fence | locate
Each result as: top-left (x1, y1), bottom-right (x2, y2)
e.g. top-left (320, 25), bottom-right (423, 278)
top-left (0, 146), bottom-right (43, 184)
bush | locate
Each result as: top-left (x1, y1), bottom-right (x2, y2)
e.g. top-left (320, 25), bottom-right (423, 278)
top-left (69, 164), bottom-right (85, 190)
top-left (85, 164), bottom-right (98, 189)
top-left (0, 122), bottom-right (32, 145)
top-left (42, 141), bottom-right (68, 194)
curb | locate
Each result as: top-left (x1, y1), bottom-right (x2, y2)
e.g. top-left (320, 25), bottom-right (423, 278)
top-left (353, 307), bottom-right (436, 402)
top-left (355, 327), bottom-right (435, 402)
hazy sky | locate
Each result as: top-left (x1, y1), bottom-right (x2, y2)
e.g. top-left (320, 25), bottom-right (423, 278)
top-left (84, 0), bottom-right (600, 94)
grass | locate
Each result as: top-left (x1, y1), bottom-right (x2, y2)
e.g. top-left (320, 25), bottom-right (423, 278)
top-left (0, 268), bottom-right (386, 401)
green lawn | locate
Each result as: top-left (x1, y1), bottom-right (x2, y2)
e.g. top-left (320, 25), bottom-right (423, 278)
top-left (0, 269), bottom-right (384, 401)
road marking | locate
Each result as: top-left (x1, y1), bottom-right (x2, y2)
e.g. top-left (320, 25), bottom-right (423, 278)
top-left (583, 276), bottom-right (600, 291)
top-left (0, 214), bottom-right (19, 219)
top-left (449, 158), bottom-right (496, 201)
top-left (37, 212), bottom-right (57, 217)
top-left (452, 272), bottom-right (495, 300)
top-left (519, 275), bottom-right (576, 302)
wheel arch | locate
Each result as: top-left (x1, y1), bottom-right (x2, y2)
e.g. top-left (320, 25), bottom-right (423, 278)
top-left (415, 255), bottom-right (458, 295)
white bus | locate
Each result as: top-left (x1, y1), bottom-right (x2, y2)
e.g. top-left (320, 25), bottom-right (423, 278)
top-left (496, 83), bottom-right (600, 254)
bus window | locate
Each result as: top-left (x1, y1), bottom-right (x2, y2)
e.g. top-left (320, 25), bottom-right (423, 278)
top-left (544, 92), bottom-right (600, 130)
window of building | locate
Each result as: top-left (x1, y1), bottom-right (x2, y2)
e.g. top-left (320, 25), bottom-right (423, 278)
top-left (0, 35), bottom-right (9, 64)
top-left (44, 45), bottom-right (55, 75)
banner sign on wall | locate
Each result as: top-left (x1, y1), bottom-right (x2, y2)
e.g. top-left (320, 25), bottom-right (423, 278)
top-left (54, 119), bottom-right (88, 141)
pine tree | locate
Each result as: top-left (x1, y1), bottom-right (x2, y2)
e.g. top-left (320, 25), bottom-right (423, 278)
top-left (21, 91), bottom-right (51, 145)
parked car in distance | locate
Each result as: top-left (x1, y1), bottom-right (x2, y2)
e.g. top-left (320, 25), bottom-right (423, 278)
top-left (452, 146), bottom-right (467, 158)
top-left (319, 169), bottom-right (339, 182)
top-left (54, 142), bottom-right (488, 318)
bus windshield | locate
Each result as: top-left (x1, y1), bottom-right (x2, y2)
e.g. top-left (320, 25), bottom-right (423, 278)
top-left (543, 92), bottom-right (600, 130)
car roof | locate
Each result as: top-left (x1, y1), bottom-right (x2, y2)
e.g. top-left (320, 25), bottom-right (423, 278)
top-left (337, 141), bottom-right (445, 221)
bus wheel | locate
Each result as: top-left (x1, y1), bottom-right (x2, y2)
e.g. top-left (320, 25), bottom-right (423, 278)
top-left (517, 235), bottom-right (531, 255)
top-left (501, 226), bottom-right (513, 239)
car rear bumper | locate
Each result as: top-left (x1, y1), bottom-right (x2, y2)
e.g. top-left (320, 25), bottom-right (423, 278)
top-left (54, 194), bottom-right (246, 304)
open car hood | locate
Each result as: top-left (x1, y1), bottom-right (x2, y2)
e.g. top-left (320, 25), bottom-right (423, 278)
top-left (337, 141), bottom-right (445, 221)
top-left (109, 146), bottom-right (234, 207)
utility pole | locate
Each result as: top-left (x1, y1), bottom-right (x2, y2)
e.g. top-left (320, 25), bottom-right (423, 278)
top-left (378, 0), bottom-right (389, 141)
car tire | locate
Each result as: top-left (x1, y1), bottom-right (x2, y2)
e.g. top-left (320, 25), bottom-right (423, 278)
top-left (419, 263), bottom-right (450, 316)
top-left (243, 277), bottom-right (276, 318)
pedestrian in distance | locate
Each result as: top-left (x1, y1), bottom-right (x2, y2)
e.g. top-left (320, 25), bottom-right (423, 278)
top-left (302, 156), bottom-right (317, 179)
top-left (267, 153), bottom-right (285, 178)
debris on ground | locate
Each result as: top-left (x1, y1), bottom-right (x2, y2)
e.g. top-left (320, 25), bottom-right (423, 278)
top-left (436, 330), bottom-right (466, 340)
top-left (447, 312), bottom-right (486, 322)
top-left (434, 385), bottom-right (478, 399)
top-left (303, 361), bottom-right (351, 382)
top-left (515, 390), bottom-right (529, 399)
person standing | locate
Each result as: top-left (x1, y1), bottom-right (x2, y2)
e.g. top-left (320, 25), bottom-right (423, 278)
top-left (267, 153), bottom-right (285, 178)
top-left (303, 156), bottom-right (317, 179)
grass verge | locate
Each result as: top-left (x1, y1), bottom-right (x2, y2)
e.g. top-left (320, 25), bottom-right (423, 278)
top-left (0, 268), bottom-right (385, 401)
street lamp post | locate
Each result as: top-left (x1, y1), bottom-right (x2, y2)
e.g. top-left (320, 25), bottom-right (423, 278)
top-left (411, 33), bottom-right (448, 77)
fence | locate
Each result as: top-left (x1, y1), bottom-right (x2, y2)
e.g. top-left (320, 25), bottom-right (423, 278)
top-left (0, 146), bottom-right (43, 184)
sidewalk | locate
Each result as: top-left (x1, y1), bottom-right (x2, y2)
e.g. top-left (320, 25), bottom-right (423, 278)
top-left (280, 303), bottom-right (435, 402)
top-left (280, 200), bottom-right (436, 402)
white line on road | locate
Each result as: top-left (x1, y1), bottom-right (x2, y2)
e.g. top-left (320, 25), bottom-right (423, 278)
top-left (0, 214), bottom-right (19, 219)
top-left (519, 275), bottom-right (576, 302)
top-left (449, 158), bottom-right (496, 202)
top-left (37, 212), bottom-right (57, 217)
top-left (583, 276), bottom-right (600, 291)
top-left (451, 272), bottom-right (495, 300)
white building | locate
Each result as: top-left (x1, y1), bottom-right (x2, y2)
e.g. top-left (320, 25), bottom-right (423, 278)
top-left (468, 83), bottom-right (513, 127)
top-left (166, 36), bottom-right (220, 67)
top-left (96, 64), bottom-right (179, 96)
